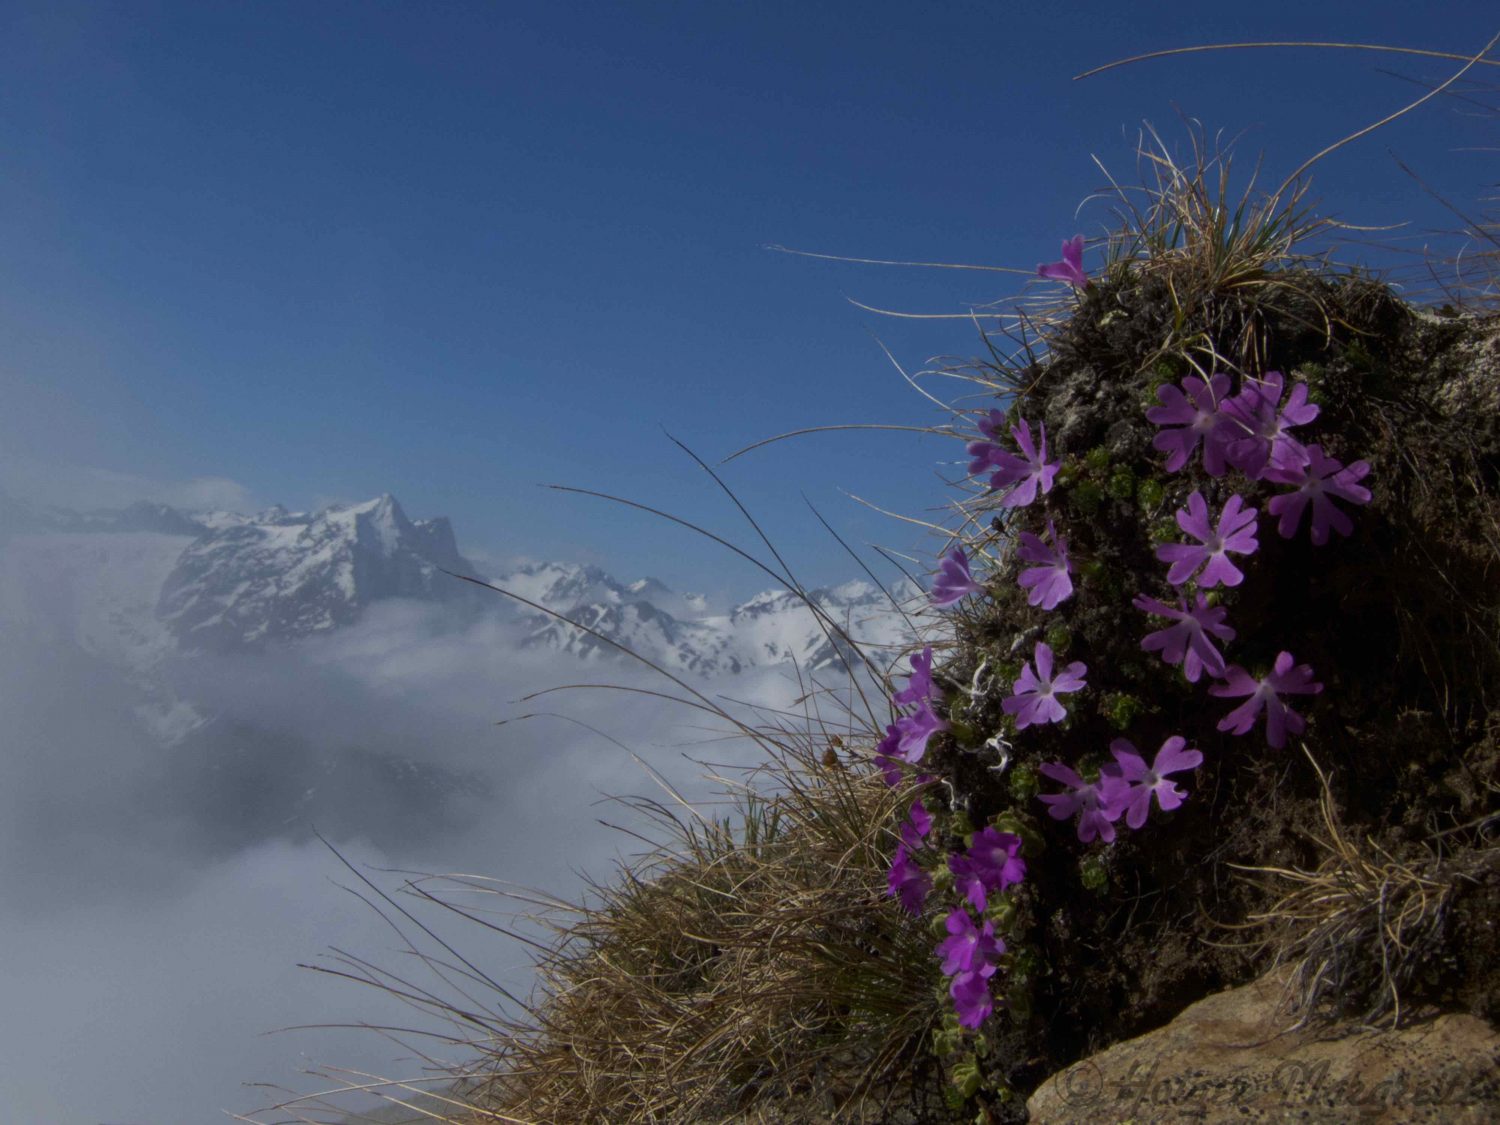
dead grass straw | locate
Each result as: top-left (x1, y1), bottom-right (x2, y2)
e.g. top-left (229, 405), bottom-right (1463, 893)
top-left (466, 721), bottom-right (942, 1123)
top-left (1227, 749), bottom-right (1491, 1030)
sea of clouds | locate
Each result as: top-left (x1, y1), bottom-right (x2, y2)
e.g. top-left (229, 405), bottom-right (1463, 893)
top-left (0, 579), bottom-right (871, 1122)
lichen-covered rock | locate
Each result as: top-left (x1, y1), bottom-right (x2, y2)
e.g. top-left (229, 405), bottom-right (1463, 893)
top-left (1027, 968), bottom-right (1500, 1123)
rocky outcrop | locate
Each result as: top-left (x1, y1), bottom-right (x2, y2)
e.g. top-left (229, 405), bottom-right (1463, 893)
top-left (1027, 969), bottom-right (1500, 1123)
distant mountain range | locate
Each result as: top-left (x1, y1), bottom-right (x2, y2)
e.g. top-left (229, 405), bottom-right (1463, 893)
top-left (1, 489), bottom-right (919, 854)
top-left (0, 490), bottom-right (916, 679)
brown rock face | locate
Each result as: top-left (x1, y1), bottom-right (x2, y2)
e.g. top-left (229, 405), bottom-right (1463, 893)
top-left (1027, 970), bottom-right (1500, 1123)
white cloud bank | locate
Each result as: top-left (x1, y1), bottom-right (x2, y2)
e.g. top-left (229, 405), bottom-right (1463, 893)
top-left (0, 585), bottom-right (866, 1123)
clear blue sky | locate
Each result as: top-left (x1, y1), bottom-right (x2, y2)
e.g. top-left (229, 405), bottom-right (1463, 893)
top-left (2, 1), bottom-right (1494, 596)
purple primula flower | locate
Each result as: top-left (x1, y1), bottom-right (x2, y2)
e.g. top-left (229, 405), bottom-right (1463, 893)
top-left (1016, 521), bottom-right (1074, 610)
top-left (892, 645), bottom-right (940, 707)
top-left (966, 439), bottom-right (1004, 476)
top-left (983, 418), bottom-right (1059, 508)
top-left (1133, 592), bottom-right (1236, 682)
top-left (1263, 444), bottom-right (1373, 545)
top-left (1037, 762), bottom-right (1128, 844)
top-left (1156, 491), bottom-right (1259, 588)
top-left (948, 856), bottom-right (990, 913)
top-left (894, 699), bottom-right (947, 764)
top-left (1146, 372), bottom-right (1233, 475)
top-left (949, 827), bottom-right (1026, 910)
top-left (1002, 642), bottom-right (1087, 729)
top-left (936, 907), bottom-right (1005, 976)
top-left (965, 411), bottom-right (1012, 475)
top-left (900, 799), bottom-right (934, 850)
top-left (966, 827), bottom-right (1026, 890)
top-left (931, 547), bottom-right (986, 608)
top-left (1038, 234), bottom-right (1089, 289)
top-left (1104, 737), bottom-right (1204, 830)
top-left (886, 844), bottom-right (932, 915)
top-left (873, 723), bottom-right (904, 785)
top-left (1210, 652), bottom-right (1324, 749)
top-left (1219, 371), bottom-right (1318, 479)
top-left (950, 963), bottom-right (999, 1029)
top-left (977, 408), bottom-right (1007, 440)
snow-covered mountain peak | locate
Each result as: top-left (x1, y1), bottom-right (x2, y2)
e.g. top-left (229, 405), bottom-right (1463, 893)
top-left (155, 494), bottom-right (481, 651)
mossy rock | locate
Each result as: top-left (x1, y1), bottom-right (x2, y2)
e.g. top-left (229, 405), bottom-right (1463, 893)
top-left (921, 271), bottom-right (1499, 1112)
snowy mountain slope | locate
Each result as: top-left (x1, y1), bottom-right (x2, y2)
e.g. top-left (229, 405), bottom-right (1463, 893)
top-left (0, 530), bottom-right (207, 740)
top-left (509, 568), bottom-right (917, 676)
top-left (0, 531), bottom-right (187, 663)
top-left (156, 494), bottom-right (484, 651)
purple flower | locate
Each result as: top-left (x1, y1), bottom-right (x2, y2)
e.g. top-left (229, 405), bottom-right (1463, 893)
top-left (976, 418), bottom-right (1059, 508)
top-left (936, 907), bottom-right (1005, 976)
top-left (1263, 444), bottom-right (1373, 545)
top-left (886, 844), bottom-right (932, 915)
top-left (1038, 234), bottom-right (1089, 289)
top-left (1103, 737), bottom-right (1204, 830)
top-left (965, 412), bottom-right (1010, 475)
top-left (977, 408), bottom-right (1008, 441)
top-left (1219, 372), bottom-right (1318, 479)
top-left (893, 699), bottom-right (947, 764)
top-left (1037, 762), bottom-right (1128, 844)
top-left (949, 827), bottom-right (1026, 910)
top-left (1146, 373), bottom-right (1233, 475)
top-left (900, 799), bottom-right (934, 850)
top-left (1002, 642), bottom-right (1087, 729)
top-left (948, 857), bottom-right (989, 913)
top-left (1016, 521), bottom-right (1074, 610)
top-left (1156, 491), bottom-right (1259, 588)
top-left (892, 646), bottom-right (941, 707)
top-left (1133, 592), bottom-right (1236, 682)
top-left (1209, 652), bottom-right (1323, 749)
top-left (949, 963), bottom-right (999, 1029)
top-left (931, 547), bottom-right (986, 608)
top-left (968, 827), bottom-right (1026, 889)
top-left (872, 723), bottom-right (904, 786)
top-left (966, 439), bottom-right (1002, 476)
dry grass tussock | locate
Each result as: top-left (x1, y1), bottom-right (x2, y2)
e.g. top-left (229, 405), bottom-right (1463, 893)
top-left (1228, 750), bottom-right (1500, 1031)
top-left (241, 693), bottom-right (948, 1125)
top-left (467, 723), bottom-right (944, 1123)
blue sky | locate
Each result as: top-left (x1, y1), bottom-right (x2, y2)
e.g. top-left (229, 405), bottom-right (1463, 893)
top-left (2, 0), bottom-right (1495, 597)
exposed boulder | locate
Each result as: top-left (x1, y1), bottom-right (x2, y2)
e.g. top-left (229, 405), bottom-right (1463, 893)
top-left (1028, 968), bottom-right (1500, 1123)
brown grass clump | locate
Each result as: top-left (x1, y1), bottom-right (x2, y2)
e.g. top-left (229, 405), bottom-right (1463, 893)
top-left (242, 711), bottom-right (956, 1125)
top-left (463, 727), bottom-right (951, 1124)
top-left (1096, 123), bottom-right (1341, 377)
top-left (1230, 752), bottom-right (1500, 1029)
